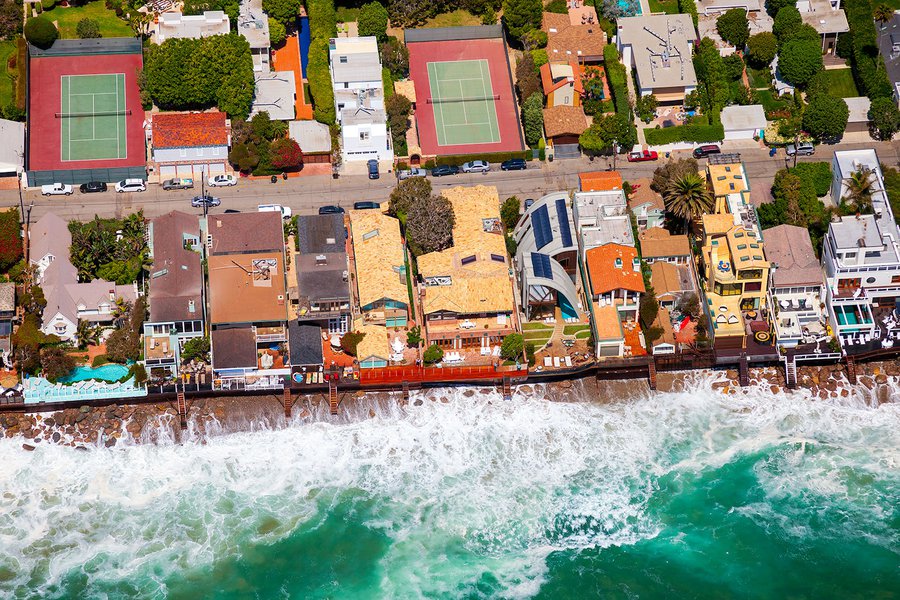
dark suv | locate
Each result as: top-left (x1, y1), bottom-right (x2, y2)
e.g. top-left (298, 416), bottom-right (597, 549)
top-left (367, 159), bottom-right (379, 179)
top-left (79, 181), bottom-right (107, 193)
top-left (431, 165), bottom-right (460, 177)
top-left (501, 158), bottom-right (527, 171)
top-left (693, 144), bottom-right (721, 158)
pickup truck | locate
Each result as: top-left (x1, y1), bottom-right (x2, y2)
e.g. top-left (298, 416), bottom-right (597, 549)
top-left (41, 183), bottom-right (73, 196)
top-left (162, 178), bottom-right (194, 191)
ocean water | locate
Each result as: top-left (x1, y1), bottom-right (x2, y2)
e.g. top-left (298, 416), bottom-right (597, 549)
top-left (1, 376), bottom-right (898, 599)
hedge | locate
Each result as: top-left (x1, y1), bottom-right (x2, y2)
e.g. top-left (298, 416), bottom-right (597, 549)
top-left (845, 0), bottom-right (893, 100)
top-left (644, 123), bottom-right (724, 145)
top-left (603, 44), bottom-right (630, 116)
top-left (434, 151), bottom-right (532, 166)
top-left (679, 0), bottom-right (698, 27)
top-left (15, 39), bottom-right (25, 110)
top-left (307, 37), bottom-right (335, 125)
top-left (307, 0), bottom-right (337, 41)
top-left (789, 162), bottom-right (831, 197)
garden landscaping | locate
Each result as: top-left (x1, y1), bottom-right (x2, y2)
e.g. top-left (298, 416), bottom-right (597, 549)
top-left (41, 2), bottom-right (132, 39)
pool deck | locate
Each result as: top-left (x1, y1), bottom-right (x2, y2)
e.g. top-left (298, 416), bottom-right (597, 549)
top-left (23, 376), bottom-right (147, 405)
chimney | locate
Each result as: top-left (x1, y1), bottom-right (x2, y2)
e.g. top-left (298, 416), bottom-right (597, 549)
top-left (316, 254), bottom-right (327, 266)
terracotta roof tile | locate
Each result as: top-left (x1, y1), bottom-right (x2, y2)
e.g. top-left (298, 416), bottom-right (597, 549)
top-left (579, 170), bottom-right (623, 191)
top-left (585, 244), bottom-right (646, 295)
top-left (639, 227), bottom-right (691, 258)
top-left (153, 111), bottom-right (228, 149)
top-left (543, 105), bottom-right (588, 138)
top-left (627, 177), bottom-right (665, 212)
top-left (542, 11), bottom-right (607, 60)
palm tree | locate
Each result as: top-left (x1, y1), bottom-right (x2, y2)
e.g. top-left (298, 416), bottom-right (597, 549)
top-left (874, 3), bottom-right (894, 29)
top-left (664, 173), bottom-right (714, 233)
top-left (843, 168), bottom-right (874, 214)
top-left (76, 320), bottom-right (101, 350)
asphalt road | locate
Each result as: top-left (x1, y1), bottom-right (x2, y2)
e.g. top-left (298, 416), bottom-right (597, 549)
top-left (4, 140), bottom-right (898, 222)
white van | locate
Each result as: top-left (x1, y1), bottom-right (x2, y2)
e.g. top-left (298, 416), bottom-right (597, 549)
top-left (258, 204), bottom-right (292, 219)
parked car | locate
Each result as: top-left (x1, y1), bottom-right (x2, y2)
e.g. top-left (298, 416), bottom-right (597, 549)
top-left (208, 174), bottom-right (237, 187)
top-left (78, 181), bottom-right (107, 194)
top-left (318, 205), bottom-right (345, 215)
top-left (431, 165), bottom-right (460, 177)
top-left (367, 159), bottom-right (379, 180)
top-left (162, 178), bottom-right (194, 191)
top-left (41, 183), bottom-right (73, 196)
top-left (115, 179), bottom-right (146, 193)
top-left (224, 209), bottom-right (241, 214)
top-left (258, 204), bottom-right (292, 219)
top-left (461, 160), bottom-right (490, 173)
top-left (785, 142), bottom-right (815, 157)
top-left (191, 194), bottom-right (220, 208)
top-left (500, 158), bottom-right (527, 171)
top-left (627, 150), bottom-right (659, 162)
top-left (397, 167), bottom-right (427, 180)
top-left (353, 201), bottom-right (381, 210)
top-left (692, 144), bottom-right (721, 159)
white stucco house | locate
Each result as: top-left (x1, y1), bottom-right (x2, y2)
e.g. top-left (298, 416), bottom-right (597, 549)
top-left (329, 36), bottom-right (393, 165)
top-left (155, 11), bottom-right (231, 42)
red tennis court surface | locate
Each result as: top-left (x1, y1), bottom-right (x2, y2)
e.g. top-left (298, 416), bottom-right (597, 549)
top-left (28, 50), bottom-right (146, 172)
top-left (408, 36), bottom-right (525, 157)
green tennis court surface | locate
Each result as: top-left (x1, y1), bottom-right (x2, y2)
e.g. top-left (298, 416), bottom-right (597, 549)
top-left (426, 60), bottom-right (500, 146)
top-left (60, 73), bottom-right (128, 162)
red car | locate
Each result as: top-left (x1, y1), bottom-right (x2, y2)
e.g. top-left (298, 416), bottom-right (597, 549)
top-left (627, 150), bottom-right (659, 162)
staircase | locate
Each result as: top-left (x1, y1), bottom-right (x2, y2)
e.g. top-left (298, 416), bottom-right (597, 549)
top-left (329, 380), bottom-right (339, 415)
top-left (176, 391), bottom-right (187, 430)
top-left (784, 357), bottom-right (797, 389)
top-left (845, 357), bottom-right (857, 384)
top-left (283, 388), bottom-right (293, 418)
top-left (648, 358), bottom-right (657, 391)
top-left (501, 377), bottom-right (512, 401)
top-left (738, 356), bottom-right (749, 387)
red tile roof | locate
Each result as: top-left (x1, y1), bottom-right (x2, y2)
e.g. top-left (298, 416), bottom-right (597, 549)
top-left (153, 111), bottom-right (228, 149)
top-left (585, 244), bottom-right (646, 295)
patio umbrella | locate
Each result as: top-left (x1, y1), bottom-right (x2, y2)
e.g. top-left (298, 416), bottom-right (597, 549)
top-left (331, 335), bottom-right (342, 348)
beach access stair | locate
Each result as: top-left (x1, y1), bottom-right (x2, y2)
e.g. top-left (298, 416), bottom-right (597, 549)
top-left (784, 357), bottom-right (797, 389)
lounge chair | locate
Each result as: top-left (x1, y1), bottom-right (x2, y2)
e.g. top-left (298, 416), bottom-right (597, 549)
top-left (543, 357), bottom-right (552, 367)
top-left (553, 357), bottom-right (561, 368)
top-left (564, 356), bottom-right (573, 367)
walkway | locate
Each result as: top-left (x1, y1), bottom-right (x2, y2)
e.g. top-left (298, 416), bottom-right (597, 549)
top-left (273, 34), bottom-right (314, 120)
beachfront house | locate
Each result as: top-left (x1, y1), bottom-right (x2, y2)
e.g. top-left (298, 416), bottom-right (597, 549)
top-left (639, 227), bottom-right (691, 265)
top-left (572, 173), bottom-right (633, 252)
top-left (348, 210), bottom-right (409, 328)
top-left (293, 214), bottom-right (352, 335)
top-left (513, 192), bottom-right (583, 321)
top-left (417, 186), bottom-right (517, 356)
top-left (585, 243), bottom-right (645, 358)
top-left (29, 213), bottom-right (138, 342)
top-left (542, 7), bottom-right (607, 65)
top-left (329, 36), bottom-right (392, 166)
top-left (207, 212), bottom-right (289, 387)
top-left (821, 150), bottom-right (900, 351)
top-left (763, 224), bottom-right (826, 349)
top-left (144, 211), bottom-right (206, 380)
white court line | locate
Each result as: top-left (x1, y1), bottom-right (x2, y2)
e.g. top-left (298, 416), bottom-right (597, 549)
top-left (477, 60), bottom-right (500, 144)
top-left (429, 62), bottom-right (449, 146)
top-left (70, 136), bottom-right (119, 142)
top-left (67, 91), bottom-right (119, 96)
top-left (456, 80), bottom-right (470, 130)
top-left (115, 73), bottom-right (121, 158)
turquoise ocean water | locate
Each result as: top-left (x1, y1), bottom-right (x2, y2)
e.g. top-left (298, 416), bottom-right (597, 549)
top-left (1, 376), bottom-right (898, 599)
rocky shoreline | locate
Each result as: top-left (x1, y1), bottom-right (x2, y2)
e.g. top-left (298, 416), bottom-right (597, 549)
top-left (2, 360), bottom-right (898, 449)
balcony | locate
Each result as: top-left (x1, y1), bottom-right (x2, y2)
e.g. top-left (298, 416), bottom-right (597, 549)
top-left (425, 315), bottom-right (515, 342)
top-left (145, 336), bottom-right (176, 365)
top-left (255, 325), bottom-right (286, 343)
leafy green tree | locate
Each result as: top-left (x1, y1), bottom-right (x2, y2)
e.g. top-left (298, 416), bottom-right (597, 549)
top-left (24, 16), bottom-right (58, 49)
top-left (500, 196), bottom-right (521, 230)
top-left (746, 32), bottom-right (777, 67)
top-left (515, 52), bottom-right (541, 102)
top-left (12, 314), bottom-right (47, 374)
top-left (406, 193), bottom-right (455, 256)
top-left (406, 326), bottom-right (422, 347)
top-left (0, 0), bottom-right (23, 41)
top-left (229, 142), bottom-right (260, 172)
top-left (423, 344), bottom-right (443, 364)
top-left (765, 0), bottom-right (795, 17)
top-left (635, 94), bottom-right (657, 123)
top-left (263, 0), bottom-right (301, 26)
top-left (579, 113), bottom-right (636, 155)
top-left (358, 1), bottom-right (389, 41)
top-left (651, 157), bottom-right (700, 193)
top-left (522, 29), bottom-right (547, 50)
top-left (663, 173), bottom-right (714, 232)
top-left (581, 67), bottom-right (607, 116)
top-left (40, 347), bottom-right (75, 383)
top-left (522, 92), bottom-right (544, 146)
top-left (270, 137), bottom-right (303, 170)
top-left (777, 38), bottom-right (823, 87)
top-left (380, 37), bottom-right (409, 79)
top-left (500, 333), bottom-right (524, 361)
top-left (502, 0), bottom-right (542, 43)
top-left (868, 97), bottom-right (900, 141)
top-left (386, 93), bottom-right (412, 148)
top-left (389, 176), bottom-right (432, 222)
top-left (772, 6), bottom-right (801, 42)
top-left (181, 336), bottom-right (210, 363)
top-left (340, 331), bottom-right (365, 356)
top-left (802, 93), bottom-right (848, 140)
top-left (76, 17), bottom-right (100, 39)
top-left (874, 3), bottom-right (894, 29)
top-left (692, 37), bottom-right (730, 116)
top-left (75, 320), bottom-right (101, 351)
top-left (716, 8), bottom-right (749, 49)
top-left (268, 17), bottom-right (286, 47)
top-left (723, 53), bottom-right (745, 81)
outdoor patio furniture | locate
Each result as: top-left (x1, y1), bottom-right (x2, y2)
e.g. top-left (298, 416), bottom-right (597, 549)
top-left (544, 357), bottom-right (552, 367)
top-left (564, 356), bottom-right (573, 367)
top-left (553, 357), bottom-right (561, 368)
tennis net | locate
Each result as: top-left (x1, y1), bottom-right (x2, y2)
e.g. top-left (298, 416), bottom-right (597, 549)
top-left (426, 94), bottom-right (499, 104)
top-left (55, 110), bottom-right (132, 118)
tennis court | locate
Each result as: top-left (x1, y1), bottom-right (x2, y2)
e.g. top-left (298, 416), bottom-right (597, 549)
top-left (60, 73), bottom-right (128, 162)
top-left (426, 60), bottom-right (501, 146)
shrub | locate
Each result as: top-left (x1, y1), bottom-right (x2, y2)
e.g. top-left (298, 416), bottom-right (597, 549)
top-left (341, 331), bottom-right (365, 356)
top-left (40, 347), bottom-right (75, 383)
top-left (263, 0), bottom-right (301, 26)
top-left (131, 363), bottom-right (148, 385)
top-left (358, 1), bottom-right (389, 41)
top-left (423, 344), bottom-right (443, 364)
top-left (500, 333), bottom-right (524, 361)
top-left (40, 0), bottom-right (56, 10)
top-left (746, 32), bottom-right (776, 67)
top-left (644, 123), bottom-right (725, 145)
top-left (92, 354), bottom-right (109, 367)
top-left (434, 150), bottom-right (530, 166)
top-left (76, 18), bottom-right (101, 39)
top-left (531, 48), bottom-right (548, 67)
top-left (24, 17), bottom-right (58, 50)
top-left (500, 196), bottom-right (521, 230)
top-left (778, 38), bottom-right (823, 87)
top-left (181, 336), bottom-right (210, 363)
top-left (603, 44), bottom-right (630, 116)
top-left (789, 162), bottom-right (831, 197)
top-left (268, 17), bottom-right (286, 47)
top-left (0, 208), bottom-right (22, 273)
top-left (270, 137), bottom-right (303, 170)
top-left (307, 38), bottom-right (336, 125)
top-left (802, 93), bottom-right (848, 140)
top-left (522, 92), bottom-right (543, 146)
top-left (678, 0), bottom-right (698, 26)
top-left (869, 96), bottom-right (900, 141)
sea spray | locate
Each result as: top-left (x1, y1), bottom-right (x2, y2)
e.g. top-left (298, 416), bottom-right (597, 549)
top-left (0, 376), bottom-right (898, 599)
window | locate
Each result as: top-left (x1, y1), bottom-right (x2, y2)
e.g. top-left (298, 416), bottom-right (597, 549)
top-left (339, 56), bottom-right (347, 63)
top-left (461, 255), bottom-right (477, 265)
top-left (490, 254), bottom-right (505, 262)
top-left (359, 131), bottom-right (370, 141)
top-left (564, 95), bottom-right (569, 104)
top-left (892, 275), bottom-right (900, 284)
top-left (179, 149), bottom-right (187, 158)
top-left (344, 82), bottom-right (349, 89)
top-left (744, 281), bottom-right (762, 292)
top-left (196, 148), bottom-right (204, 157)
top-left (844, 252), bottom-right (857, 259)
top-left (362, 229), bottom-right (379, 240)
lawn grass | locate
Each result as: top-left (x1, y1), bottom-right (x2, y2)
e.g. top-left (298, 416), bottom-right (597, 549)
top-left (42, 1), bottom-right (133, 39)
top-left (575, 330), bottom-right (591, 340)
top-left (0, 41), bottom-right (15, 109)
top-left (648, 0), bottom-right (680, 14)
top-left (522, 322), bottom-right (553, 331)
top-left (818, 68), bottom-right (860, 98)
top-left (756, 89), bottom-right (789, 112)
top-left (424, 9), bottom-right (481, 28)
top-left (747, 66), bottom-right (771, 89)
top-left (563, 324), bottom-right (590, 335)
top-left (335, 6), bottom-right (359, 22)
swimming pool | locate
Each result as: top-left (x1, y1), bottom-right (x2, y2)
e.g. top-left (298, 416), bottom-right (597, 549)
top-left (60, 363), bottom-right (130, 383)
top-left (619, 0), bottom-right (642, 15)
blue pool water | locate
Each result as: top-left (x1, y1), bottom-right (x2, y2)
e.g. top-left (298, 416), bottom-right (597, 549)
top-left (619, 0), bottom-right (641, 15)
top-left (60, 364), bottom-right (130, 383)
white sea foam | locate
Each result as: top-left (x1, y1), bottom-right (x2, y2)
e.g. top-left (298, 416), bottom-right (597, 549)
top-left (0, 376), bottom-right (898, 598)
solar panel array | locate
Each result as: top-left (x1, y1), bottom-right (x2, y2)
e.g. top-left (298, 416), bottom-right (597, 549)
top-left (555, 198), bottom-right (572, 248)
top-left (533, 205), bottom-right (553, 250)
top-left (531, 252), bottom-right (553, 280)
